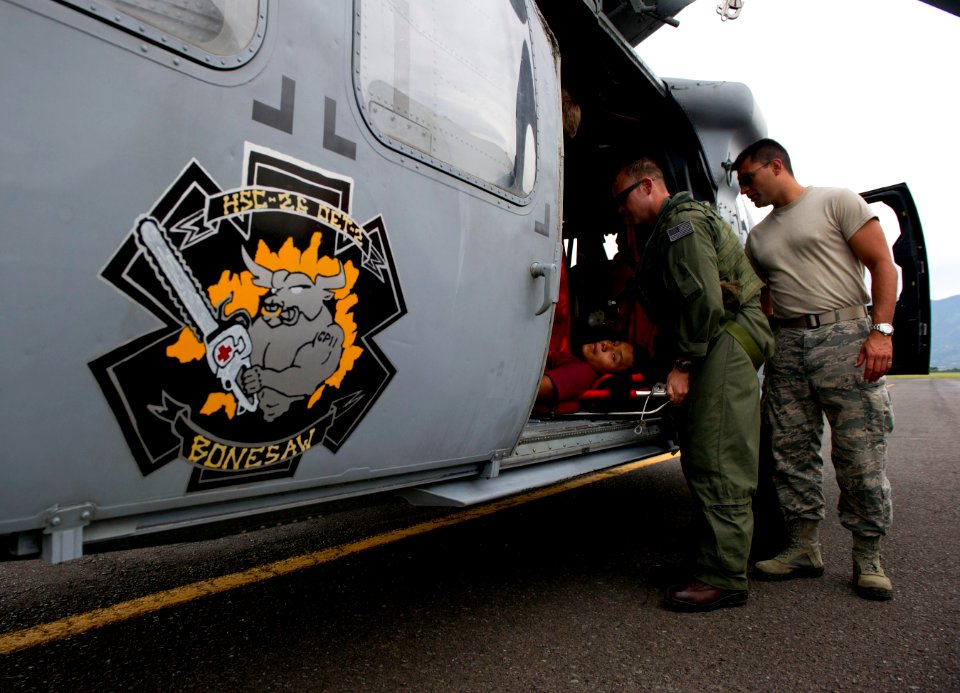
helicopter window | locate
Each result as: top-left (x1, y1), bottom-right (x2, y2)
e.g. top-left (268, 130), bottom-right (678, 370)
top-left (355, 0), bottom-right (537, 199)
top-left (93, 0), bottom-right (260, 57)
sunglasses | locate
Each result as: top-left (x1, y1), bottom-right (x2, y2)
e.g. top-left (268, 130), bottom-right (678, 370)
top-left (737, 161), bottom-right (773, 187)
top-left (613, 179), bottom-right (643, 207)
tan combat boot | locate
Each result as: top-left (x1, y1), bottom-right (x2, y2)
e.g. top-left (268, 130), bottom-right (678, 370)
top-left (852, 535), bottom-right (893, 601)
top-left (753, 519), bottom-right (824, 580)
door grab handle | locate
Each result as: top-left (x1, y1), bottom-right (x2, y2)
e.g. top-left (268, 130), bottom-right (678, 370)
top-left (529, 261), bottom-right (559, 316)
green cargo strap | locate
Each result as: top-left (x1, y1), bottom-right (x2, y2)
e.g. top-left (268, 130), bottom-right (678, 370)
top-left (721, 316), bottom-right (765, 370)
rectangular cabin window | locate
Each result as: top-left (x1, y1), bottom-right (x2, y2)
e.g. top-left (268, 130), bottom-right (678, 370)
top-left (356, 0), bottom-right (538, 198)
top-left (97, 0), bottom-right (260, 56)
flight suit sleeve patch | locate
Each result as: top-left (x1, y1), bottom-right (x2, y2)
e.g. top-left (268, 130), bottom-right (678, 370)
top-left (667, 220), bottom-right (694, 243)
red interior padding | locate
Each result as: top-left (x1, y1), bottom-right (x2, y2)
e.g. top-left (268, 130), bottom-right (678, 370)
top-left (579, 373), bottom-right (645, 400)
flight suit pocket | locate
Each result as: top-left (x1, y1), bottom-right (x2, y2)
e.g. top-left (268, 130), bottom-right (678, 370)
top-left (671, 258), bottom-right (704, 302)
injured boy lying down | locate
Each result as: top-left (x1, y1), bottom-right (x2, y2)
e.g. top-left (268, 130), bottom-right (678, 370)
top-left (536, 338), bottom-right (635, 410)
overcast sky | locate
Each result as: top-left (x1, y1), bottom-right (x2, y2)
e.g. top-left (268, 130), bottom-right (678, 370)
top-left (637, 0), bottom-right (960, 300)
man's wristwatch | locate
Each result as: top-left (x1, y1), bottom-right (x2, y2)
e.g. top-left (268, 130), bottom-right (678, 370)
top-left (871, 322), bottom-right (894, 337)
top-left (673, 359), bottom-right (694, 373)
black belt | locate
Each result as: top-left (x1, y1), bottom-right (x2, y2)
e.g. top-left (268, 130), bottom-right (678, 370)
top-left (776, 305), bottom-right (868, 329)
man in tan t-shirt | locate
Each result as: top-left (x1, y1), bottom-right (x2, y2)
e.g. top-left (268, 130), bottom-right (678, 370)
top-left (733, 138), bottom-right (897, 601)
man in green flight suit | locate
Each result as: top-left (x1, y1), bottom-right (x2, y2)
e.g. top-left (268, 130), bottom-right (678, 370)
top-left (613, 158), bottom-right (774, 611)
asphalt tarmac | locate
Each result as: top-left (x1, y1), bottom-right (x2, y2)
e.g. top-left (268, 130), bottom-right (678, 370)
top-left (1, 377), bottom-right (958, 691)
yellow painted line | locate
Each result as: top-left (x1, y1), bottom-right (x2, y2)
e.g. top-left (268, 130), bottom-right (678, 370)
top-left (0, 452), bottom-right (676, 655)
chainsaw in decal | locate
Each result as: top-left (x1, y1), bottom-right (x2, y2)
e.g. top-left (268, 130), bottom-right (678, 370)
top-left (135, 217), bottom-right (259, 415)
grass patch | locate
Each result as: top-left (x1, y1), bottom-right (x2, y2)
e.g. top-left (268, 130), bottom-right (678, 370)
top-left (890, 372), bottom-right (960, 379)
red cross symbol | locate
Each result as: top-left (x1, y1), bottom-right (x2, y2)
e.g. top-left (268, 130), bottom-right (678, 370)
top-left (216, 343), bottom-right (233, 364)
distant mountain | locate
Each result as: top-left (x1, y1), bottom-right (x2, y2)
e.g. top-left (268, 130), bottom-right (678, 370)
top-left (930, 295), bottom-right (960, 370)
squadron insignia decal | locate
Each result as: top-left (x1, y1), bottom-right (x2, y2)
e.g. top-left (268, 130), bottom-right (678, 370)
top-left (90, 144), bottom-right (406, 491)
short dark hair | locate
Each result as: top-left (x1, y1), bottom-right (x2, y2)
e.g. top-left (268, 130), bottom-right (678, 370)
top-left (616, 157), bottom-right (664, 183)
top-left (733, 138), bottom-right (794, 176)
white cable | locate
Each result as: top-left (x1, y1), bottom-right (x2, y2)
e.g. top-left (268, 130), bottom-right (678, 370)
top-left (634, 395), bottom-right (671, 434)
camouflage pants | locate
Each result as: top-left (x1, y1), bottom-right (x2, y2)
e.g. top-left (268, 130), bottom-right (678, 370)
top-left (764, 318), bottom-right (893, 536)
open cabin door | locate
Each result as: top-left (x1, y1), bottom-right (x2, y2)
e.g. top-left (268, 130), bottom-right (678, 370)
top-left (862, 183), bottom-right (931, 374)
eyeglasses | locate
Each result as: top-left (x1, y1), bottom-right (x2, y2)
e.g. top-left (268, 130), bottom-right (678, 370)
top-left (737, 161), bottom-right (773, 188)
top-left (613, 180), bottom-right (643, 207)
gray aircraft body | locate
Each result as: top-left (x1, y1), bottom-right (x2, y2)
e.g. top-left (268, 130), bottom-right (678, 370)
top-left (0, 0), bottom-right (930, 563)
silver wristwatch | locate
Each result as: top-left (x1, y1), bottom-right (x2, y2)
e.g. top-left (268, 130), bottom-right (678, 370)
top-left (870, 322), bottom-right (894, 337)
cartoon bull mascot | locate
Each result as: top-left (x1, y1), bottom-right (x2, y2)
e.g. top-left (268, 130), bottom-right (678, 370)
top-left (239, 247), bottom-right (346, 422)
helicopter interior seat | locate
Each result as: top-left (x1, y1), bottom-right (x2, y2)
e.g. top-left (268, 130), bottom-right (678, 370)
top-left (565, 256), bottom-right (619, 343)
